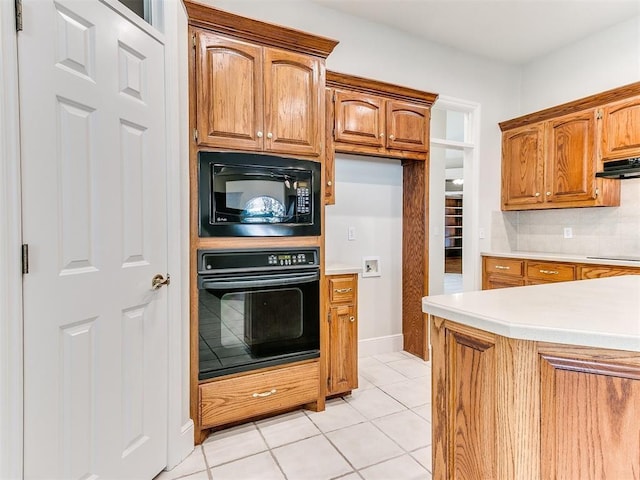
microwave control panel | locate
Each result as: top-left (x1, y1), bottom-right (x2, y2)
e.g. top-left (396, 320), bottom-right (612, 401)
top-left (296, 184), bottom-right (311, 215)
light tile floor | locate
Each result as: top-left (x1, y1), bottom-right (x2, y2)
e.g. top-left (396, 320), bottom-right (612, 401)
top-left (156, 351), bottom-right (432, 480)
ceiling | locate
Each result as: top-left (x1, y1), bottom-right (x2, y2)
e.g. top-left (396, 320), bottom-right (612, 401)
top-left (312, 0), bottom-right (640, 64)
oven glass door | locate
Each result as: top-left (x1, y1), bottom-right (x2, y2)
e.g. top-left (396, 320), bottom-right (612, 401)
top-left (198, 271), bottom-right (320, 380)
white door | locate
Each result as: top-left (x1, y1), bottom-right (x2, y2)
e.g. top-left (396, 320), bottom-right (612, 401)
top-left (19, 0), bottom-right (169, 478)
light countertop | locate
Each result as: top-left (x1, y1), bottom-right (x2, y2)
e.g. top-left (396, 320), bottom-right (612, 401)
top-left (482, 250), bottom-right (640, 268)
top-left (325, 264), bottom-right (361, 276)
top-left (422, 275), bottom-right (640, 352)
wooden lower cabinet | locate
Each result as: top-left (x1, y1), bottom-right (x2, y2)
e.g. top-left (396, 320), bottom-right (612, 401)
top-left (431, 317), bottom-right (640, 480)
top-left (199, 360), bottom-right (319, 429)
top-left (483, 255), bottom-right (640, 290)
top-left (326, 274), bottom-right (358, 396)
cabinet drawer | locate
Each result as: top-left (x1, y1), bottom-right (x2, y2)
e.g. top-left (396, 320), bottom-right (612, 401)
top-left (199, 361), bottom-right (319, 429)
top-left (328, 276), bottom-right (357, 303)
top-left (484, 257), bottom-right (524, 277)
top-left (580, 265), bottom-right (640, 279)
top-left (527, 262), bottom-right (575, 282)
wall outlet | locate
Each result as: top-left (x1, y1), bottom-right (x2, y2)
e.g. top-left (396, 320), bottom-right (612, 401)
top-left (479, 228), bottom-right (485, 239)
top-left (348, 226), bottom-right (356, 241)
top-left (563, 227), bottom-right (573, 239)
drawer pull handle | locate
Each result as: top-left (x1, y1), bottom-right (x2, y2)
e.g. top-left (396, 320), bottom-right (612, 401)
top-left (494, 265), bottom-right (510, 270)
top-left (252, 389), bottom-right (277, 398)
top-left (350, 316), bottom-right (355, 322)
top-left (540, 269), bottom-right (559, 275)
top-left (334, 288), bottom-right (353, 294)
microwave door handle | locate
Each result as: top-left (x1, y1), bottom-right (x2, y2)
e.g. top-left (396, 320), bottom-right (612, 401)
top-left (201, 271), bottom-right (319, 290)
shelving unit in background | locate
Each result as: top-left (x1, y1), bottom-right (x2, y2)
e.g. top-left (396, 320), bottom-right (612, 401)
top-left (445, 196), bottom-right (463, 273)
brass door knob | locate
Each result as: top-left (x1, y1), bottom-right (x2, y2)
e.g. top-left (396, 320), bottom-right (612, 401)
top-left (151, 273), bottom-right (170, 290)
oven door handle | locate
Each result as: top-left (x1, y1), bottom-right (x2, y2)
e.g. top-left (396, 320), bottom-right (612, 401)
top-left (200, 271), bottom-right (319, 290)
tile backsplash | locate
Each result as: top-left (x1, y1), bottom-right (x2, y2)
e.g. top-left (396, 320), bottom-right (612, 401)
top-left (492, 179), bottom-right (640, 256)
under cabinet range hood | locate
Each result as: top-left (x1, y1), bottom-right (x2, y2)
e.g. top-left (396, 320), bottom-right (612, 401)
top-left (596, 157), bottom-right (640, 179)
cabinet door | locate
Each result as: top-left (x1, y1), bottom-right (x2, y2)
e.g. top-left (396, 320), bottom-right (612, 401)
top-left (263, 48), bottom-right (321, 156)
top-left (501, 124), bottom-right (545, 209)
top-left (601, 95), bottom-right (640, 161)
top-left (333, 90), bottom-right (385, 148)
top-left (385, 100), bottom-right (429, 153)
top-left (328, 304), bottom-right (358, 395)
top-left (546, 109), bottom-right (598, 204)
top-left (431, 321), bottom-right (497, 480)
top-left (195, 31), bottom-right (263, 150)
top-left (540, 354), bottom-right (640, 479)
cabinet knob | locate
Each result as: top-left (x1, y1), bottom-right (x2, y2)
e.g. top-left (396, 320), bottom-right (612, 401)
top-left (546, 192), bottom-right (551, 196)
top-left (535, 192), bottom-right (541, 197)
top-left (257, 131), bottom-right (263, 138)
top-left (349, 316), bottom-right (355, 322)
top-left (389, 134), bottom-right (395, 140)
top-left (379, 132), bottom-right (385, 138)
top-left (267, 132), bottom-right (273, 139)
top-left (327, 180), bottom-right (332, 186)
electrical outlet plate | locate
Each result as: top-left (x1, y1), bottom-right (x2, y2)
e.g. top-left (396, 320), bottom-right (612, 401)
top-left (563, 227), bottom-right (573, 239)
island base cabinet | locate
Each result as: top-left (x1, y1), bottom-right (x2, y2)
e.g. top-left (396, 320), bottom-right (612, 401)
top-left (540, 350), bottom-right (640, 480)
top-left (431, 317), bottom-right (640, 480)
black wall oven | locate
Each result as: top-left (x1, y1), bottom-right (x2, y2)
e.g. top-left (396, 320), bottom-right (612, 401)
top-left (197, 247), bottom-right (320, 380)
top-left (198, 151), bottom-right (321, 237)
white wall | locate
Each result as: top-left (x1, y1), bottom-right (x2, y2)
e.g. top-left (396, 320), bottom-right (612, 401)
top-left (201, 0), bottom-right (521, 346)
top-left (497, 15), bottom-right (640, 256)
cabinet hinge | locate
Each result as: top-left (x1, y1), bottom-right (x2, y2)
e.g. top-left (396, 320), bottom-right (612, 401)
top-left (15, 0), bottom-right (23, 32)
top-left (327, 312), bottom-right (331, 323)
top-left (332, 90), bottom-right (336, 102)
top-left (192, 33), bottom-right (196, 49)
top-left (21, 244), bottom-right (29, 274)
top-left (193, 128), bottom-right (198, 142)
top-left (327, 377), bottom-right (331, 389)
top-left (595, 187), bottom-right (600, 197)
top-left (596, 110), bottom-right (603, 120)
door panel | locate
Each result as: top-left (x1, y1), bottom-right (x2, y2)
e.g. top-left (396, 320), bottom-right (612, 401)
top-left (264, 48), bottom-right (321, 156)
top-left (195, 30), bottom-right (264, 150)
top-left (546, 110), bottom-right (597, 204)
top-left (501, 124), bottom-right (545, 208)
top-left (334, 90), bottom-right (385, 147)
top-left (386, 101), bottom-right (429, 152)
top-left (19, 1), bottom-right (168, 478)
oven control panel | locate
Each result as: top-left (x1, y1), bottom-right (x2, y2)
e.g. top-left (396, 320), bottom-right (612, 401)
top-left (199, 248), bottom-right (319, 273)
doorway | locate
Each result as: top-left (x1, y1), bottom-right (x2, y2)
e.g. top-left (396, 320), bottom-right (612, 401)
top-left (429, 98), bottom-right (479, 295)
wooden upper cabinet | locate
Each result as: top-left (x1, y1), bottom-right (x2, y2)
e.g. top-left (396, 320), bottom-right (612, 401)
top-left (196, 32), bottom-right (263, 151)
top-left (263, 49), bottom-right (321, 156)
top-left (497, 84), bottom-right (640, 210)
top-left (501, 123), bottom-right (545, 209)
top-left (195, 31), bottom-right (322, 156)
top-left (601, 95), bottom-right (640, 161)
top-left (386, 100), bottom-right (429, 152)
top-left (326, 71), bottom-right (437, 161)
top-left (333, 90), bottom-right (385, 147)
top-left (545, 109), bottom-right (597, 204)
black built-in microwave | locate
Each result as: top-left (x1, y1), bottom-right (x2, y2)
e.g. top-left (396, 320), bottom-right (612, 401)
top-left (198, 151), bottom-right (321, 237)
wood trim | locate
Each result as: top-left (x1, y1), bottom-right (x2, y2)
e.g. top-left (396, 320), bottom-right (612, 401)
top-left (495, 337), bottom-right (540, 479)
top-left (184, 0), bottom-right (338, 58)
top-left (539, 354), bottom-right (640, 380)
top-left (430, 316), bottom-right (448, 480)
top-left (499, 81), bottom-right (640, 131)
top-left (334, 142), bottom-right (427, 160)
top-left (327, 71), bottom-right (438, 106)
top-left (402, 160), bottom-right (429, 360)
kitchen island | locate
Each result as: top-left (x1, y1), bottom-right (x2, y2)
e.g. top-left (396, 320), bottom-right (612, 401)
top-left (422, 276), bottom-right (640, 480)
